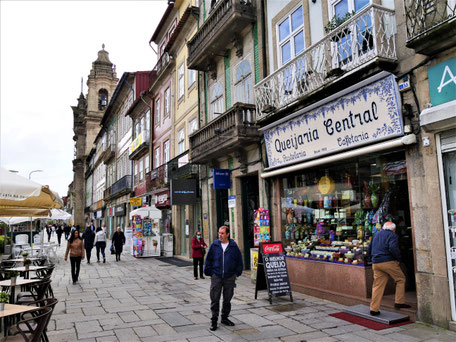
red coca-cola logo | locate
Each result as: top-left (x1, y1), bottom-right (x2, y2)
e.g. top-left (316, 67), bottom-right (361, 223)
top-left (262, 243), bottom-right (282, 254)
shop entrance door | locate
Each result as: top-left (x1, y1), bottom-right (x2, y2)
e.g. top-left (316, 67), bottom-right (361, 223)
top-left (241, 175), bottom-right (259, 269)
top-left (216, 189), bottom-right (229, 231)
top-left (180, 206), bottom-right (187, 256)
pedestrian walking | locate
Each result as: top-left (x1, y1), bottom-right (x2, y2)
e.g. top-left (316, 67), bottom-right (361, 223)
top-left (56, 225), bottom-right (63, 246)
top-left (94, 227), bottom-right (107, 263)
top-left (82, 226), bottom-right (95, 264)
top-left (204, 226), bottom-right (243, 331)
top-left (64, 229), bottom-right (85, 284)
top-left (46, 225), bottom-right (51, 242)
top-left (89, 220), bottom-right (95, 231)
top-left (64, 224), bottom-right (71, 240)
top-left (191, 231), bottom-right (207, 280)
top-left (368, 221), bottom-right (411, 315)
top-left (111, 226), bottom-right (126, 262)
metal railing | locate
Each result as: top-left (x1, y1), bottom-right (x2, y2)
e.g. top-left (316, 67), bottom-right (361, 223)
top-left (254, 4), bottom-right (397, 121)
top-left (153, 52), bottom-right (172, 76)
top-left (405, 0), bottom-right (456, 41)
top-left (111, 175), bottom-right (132, 196)
top-left (149, 164), bottom-right (169, 189)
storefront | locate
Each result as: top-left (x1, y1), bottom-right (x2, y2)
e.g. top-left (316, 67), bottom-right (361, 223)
top-left (114, 203), bottom-right (127, 231)
top-left (155, 190), bottom-right (172, 235)
top-left (261, 72), bottom-right (418, 303)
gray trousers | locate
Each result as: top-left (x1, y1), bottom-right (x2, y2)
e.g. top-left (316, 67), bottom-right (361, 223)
top-left (210, 274), bottom-right (236, 322)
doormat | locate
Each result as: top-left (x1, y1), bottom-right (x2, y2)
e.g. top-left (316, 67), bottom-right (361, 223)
top-left (157, 257), bottom-right (193, 267)
top-left (329, 312), bottom-right (414, 330)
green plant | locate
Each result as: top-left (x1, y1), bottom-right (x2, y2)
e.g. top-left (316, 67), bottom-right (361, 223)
top-left (23, 258), bottom-right (32, 267)
top-left (0, 291), bottom-right (9, 304)
top-left (324, 11), bottom-right (356, 34)
top-left (21, 251), bottom-right (29, 258)
top-left (8, 271), bottom-right (19, 278)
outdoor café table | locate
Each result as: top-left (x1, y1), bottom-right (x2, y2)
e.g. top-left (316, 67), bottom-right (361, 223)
top-left (3, 266), bottom-right (48, 280)
top-left (2, 258), bottom-right (40, 263)
top-left (0, 279), bottom-right (41, 304)
top-left (0, 304), bottom-right (37, 337)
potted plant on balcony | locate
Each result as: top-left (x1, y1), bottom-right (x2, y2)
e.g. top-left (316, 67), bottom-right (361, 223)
top-left (9, 271), bottom-right (19, 286)
top-left (0, 291), bottom-right (9, 311)
top-left (324, 11), bottom-right (356, 36)
top-left (21, 251), bottom-right (29, 262)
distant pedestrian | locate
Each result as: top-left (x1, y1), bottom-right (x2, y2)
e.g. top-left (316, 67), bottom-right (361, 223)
top-left (46, 225), bottom-right (51, 242)
top-left (64, 229), bottom-right (85, 284)
top-left (89, 220), bottom-right (95, 231)
top-left (368, 221), bottom-right (411, 316)
top-left (204, 226), bottom-right (243, 331)
top-left (82, 226), bottom-right (95, 264)
top-left (64, 224), bottom-right (71, 240)
top-left (94, 227), bottom-right (107, 263)
top-left (51, 225), bottom-right (55, 236)
top-left (111, 227), bottom-right (126, 262)
top-left (56, 225), bottom-right (63, 246)
top-left (191, 231), bottom-right (207, 280)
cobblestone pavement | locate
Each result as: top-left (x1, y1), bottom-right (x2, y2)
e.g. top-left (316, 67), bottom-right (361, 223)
top-left (47, 238), bottom-right (456, 342)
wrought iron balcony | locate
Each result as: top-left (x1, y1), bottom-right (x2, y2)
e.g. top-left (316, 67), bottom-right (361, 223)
top-left (189, 103), bottom-right (260, 164)
top-left (129, 130), bottom-right (150, 160)
top-left (148, 165), bottom-right (169, 190)
top-left (167, 151), bottom-right (199, 179)
top-left (153, 52), bottom-right (174, 79)
top-left (254, 4), bottom-right (397, 122)
top-left (405, 0), bottom-right (456, 54)
top-left (111, 175), bottom-right (132, 197)
top-left (187, 0), bottom-right (256, 71)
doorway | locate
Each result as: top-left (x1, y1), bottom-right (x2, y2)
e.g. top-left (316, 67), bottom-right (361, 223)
top-left (216, 189), bottom-right (229, 230)
top-left (241, 175), bottom-right (259, 269)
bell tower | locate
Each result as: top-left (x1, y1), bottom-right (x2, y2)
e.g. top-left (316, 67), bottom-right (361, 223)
top-left (71, 45), bottom-right (118, 227)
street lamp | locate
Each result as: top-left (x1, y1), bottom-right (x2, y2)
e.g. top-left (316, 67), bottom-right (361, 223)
top-left (29, 169), bottom-right (43, 179)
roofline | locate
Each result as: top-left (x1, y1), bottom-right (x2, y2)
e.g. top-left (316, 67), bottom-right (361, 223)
top-left (165, 6), bottom-right (199, 53)
top-left (150, 3), bottom-right (175, 44)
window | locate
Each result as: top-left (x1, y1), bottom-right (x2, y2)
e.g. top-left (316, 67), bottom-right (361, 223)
top-left (145, 109), bottom-right (150, 140)
top-left (164, 88), bottom-right (170, 116)
top-left (155, 147), bottom-right (160, 168)
top-left (177, 129), bottom-right (185, 154)
top-left (98, 89), bottom-right (108, 110)
top-left (188, 69), bottom-right (196, 88)
top-left (188, 118), bottom-right (198, 135)
top-left (155, 98), bottom-right (161, 126)
top-left (210, 82), bottom-right (224, 120)
top-left (234, 60), bottom-right (253, 104)
top-left (139, 159), bottom-right (144, 180)
top-left (164, 140), bottom-right (170, 163)
top-left (277, 6), bottom-right (304, 66)
top-left (134, 162), bottom-right (139, 185)
top-left (145, 155), bottom-right (150, 174)
top-left (178, 64), bottom-right (185, 99)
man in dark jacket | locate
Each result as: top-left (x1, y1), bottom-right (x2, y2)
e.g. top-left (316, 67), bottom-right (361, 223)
top-left (367, 221), bottom-right (411, 315)
top-left (82, 226), bottom-right (95, 264)
top-left (204, 226), bottom-right (243, 331)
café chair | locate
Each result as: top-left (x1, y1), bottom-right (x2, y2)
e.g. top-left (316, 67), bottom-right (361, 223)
top-left (16, 278), bottom-right (52, 304)
top-left (4, 306), bottom-right (52, 342)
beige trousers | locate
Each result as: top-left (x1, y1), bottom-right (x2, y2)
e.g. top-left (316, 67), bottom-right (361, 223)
top-left (370, 260), bottom-right (406, 311)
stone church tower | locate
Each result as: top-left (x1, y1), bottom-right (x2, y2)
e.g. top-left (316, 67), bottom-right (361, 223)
top-left (71, 45), bottom-right (118, 227)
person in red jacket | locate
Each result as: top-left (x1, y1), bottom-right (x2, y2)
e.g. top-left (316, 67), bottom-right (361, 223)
top-left (191, 231), bottom-right (207, 280)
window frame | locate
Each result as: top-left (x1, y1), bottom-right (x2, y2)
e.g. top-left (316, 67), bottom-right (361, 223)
top-left (276, 5), bottom-right (305, 66)
top-left (154, 147), bottom-right (161, 168)
top-left (234, 59), bottom-right (253, 104)
top-left (178, 63), bottom-right (185, 100)
top-left (177, 128), bottom-right (185, 154)
top-left (210, 82), bottom-right (224, 121)
top-left (188, 69), bottom-right (196, 88)
top-left (164, 87), bottom-right (170, 117)
top-left (155, 97), bottom-right (161, 127)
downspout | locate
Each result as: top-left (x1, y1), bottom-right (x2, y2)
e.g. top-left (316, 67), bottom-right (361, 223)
top-left (260, 0), bottom-right (268, 78)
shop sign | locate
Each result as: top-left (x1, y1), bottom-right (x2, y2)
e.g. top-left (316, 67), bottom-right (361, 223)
top-left (96, 210), bottom-right (103, 218)
top-left (171, 179), bottom-right (197, 205)
top-left (130, 132), bottom-right (143, 154)
top-left (228, 195), bottom-right (236, 208)
top-left (108, 208), bottom-right (113, 216)
top-left (178, 153), bottom-right (189, 167)
top-left (130, 197), bottom-right (142, 206)
top-left (114, 204), bottom-right (126, 217)
top-left (155, 191), bottom-right (170, 208)
top-left (428, 57), bottom-right (456, 106)
top-left (213, 169), bottom-right (231, 189)
top-left (263, 74), bottom-right (403, 168)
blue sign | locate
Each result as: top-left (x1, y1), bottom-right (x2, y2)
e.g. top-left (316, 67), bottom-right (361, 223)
top-left (428, 57), bottom-right (456, 106)
top-left (213, 169), bottom-right (231, 189)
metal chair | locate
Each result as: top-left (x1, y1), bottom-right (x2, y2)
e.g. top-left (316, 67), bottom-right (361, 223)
top-left (4, 306), bottom-right (52, 342)
top-left (16, 278), bottom-right (52, 304)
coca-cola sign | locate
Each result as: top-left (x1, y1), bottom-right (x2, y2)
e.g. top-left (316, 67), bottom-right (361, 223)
top-left (262, 243), bottom-right (282, 254)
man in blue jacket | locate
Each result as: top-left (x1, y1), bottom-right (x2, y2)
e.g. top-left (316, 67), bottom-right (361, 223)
top-left (204, 226), bottom-right (243, 331)
top-left (367, 221), bottom-right (411, 315)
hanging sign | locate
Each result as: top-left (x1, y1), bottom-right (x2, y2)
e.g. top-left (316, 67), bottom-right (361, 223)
top-left (228, 195), bottom-right (236, 208)
top-left (213, 169), bottom-right (231, 189)
top-left (428, 57), bottom-right (456, 106)
top-left (255, 241), bottom-right (293, 304)
top-left (263, 74), bottom-right (403, 168)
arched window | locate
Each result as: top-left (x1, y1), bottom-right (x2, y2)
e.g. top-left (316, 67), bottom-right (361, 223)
top-left (234, 60), bottom-right (253, 104)
top-left (210, 82), bottom-right (224, 120)
top-left (98, 89), bottom-right (108, 110)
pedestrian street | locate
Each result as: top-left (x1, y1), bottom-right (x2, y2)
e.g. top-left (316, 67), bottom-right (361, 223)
top-left (47, 239), bottom-right (456, 342)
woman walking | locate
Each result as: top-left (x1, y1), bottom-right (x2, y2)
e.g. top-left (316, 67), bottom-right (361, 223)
top-left (191, 231), bottom-right (207, 280)
top-left (111, 227), bottom-right (126, 262)
top-left (94, 227), bottom-right (107, 263)
top-left (64, 229), bottom-right (85, 284)
top-left (82, 225), bottom-right (95, 264)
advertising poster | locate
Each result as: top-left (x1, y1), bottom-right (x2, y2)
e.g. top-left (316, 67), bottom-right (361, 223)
top-left (253, 208), bottom-right (271, 246)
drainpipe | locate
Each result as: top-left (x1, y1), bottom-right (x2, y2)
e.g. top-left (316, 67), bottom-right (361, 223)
top-left (260, 0), bottom-right (268, 78)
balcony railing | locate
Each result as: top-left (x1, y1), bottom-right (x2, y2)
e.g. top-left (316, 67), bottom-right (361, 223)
top-left (189, 103), bottom-right (260, 163)
top-left (103, 186), bottom-right (112, 200)
top-left (405, 0), bottom-right (456, 54)
top-left (254, 4), bottom-right (397, 121)
top-left (102, 143), bottom-right (115, 163)
top-left (148, 165), bottom-right (169, 190)
top-left (153, 52), bottom-right (173, 78)
top-left (187, 0), bottom-right (256, 71)
top-left (111, 175), bottom-right (132, 196)
top-left (167, 151), bottom-right (199, 179)
top-left (129, 130), bottom-right (150, 160)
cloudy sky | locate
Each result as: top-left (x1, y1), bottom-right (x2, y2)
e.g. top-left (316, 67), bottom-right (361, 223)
top-left (0, 0), bottom-right (168, 197)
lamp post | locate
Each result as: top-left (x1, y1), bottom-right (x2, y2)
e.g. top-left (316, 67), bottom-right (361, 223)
top-left (28, 170), bottom-right (43, 245)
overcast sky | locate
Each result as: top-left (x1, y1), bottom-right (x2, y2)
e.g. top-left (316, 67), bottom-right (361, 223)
top-left (0, 0), bottom-right (168, 197)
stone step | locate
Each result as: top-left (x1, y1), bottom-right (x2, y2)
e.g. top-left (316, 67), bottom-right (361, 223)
top-left (343, 304), bottom-right (410, 325)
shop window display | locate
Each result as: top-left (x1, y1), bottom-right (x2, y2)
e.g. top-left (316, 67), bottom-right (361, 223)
top-left (281, 150), bottom-right (412, 270)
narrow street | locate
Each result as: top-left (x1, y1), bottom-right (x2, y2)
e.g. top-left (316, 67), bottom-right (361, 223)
top-left (48, 238), bottom-right (456, 342)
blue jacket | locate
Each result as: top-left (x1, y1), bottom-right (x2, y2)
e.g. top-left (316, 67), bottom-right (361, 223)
top-left (367, 229), bottom-right (401, 264)
top-left (204, 239), bottom-right (243, 279)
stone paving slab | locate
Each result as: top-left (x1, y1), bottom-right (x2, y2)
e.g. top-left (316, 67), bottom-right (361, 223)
top-left (45, 236), bottom-right (456, 342)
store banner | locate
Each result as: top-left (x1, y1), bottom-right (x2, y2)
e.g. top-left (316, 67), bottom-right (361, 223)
top-left (114, 204), bottom-right (126, 217)
top-left (428, 56), bottom-right (456, 106)
top-left (155, 190), bottom-right (170, 209)
top-left (130, 197), bottom-right (142, 206)
top-left (171, 179), bottom-right (197, 205)
top-left (213, 169), bottom-right (231, 189)
top-left (263, 74), bottom-right (403, 168)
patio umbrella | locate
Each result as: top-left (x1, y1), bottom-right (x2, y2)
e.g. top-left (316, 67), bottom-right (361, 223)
top-left (129, 206), bottom-right (161, 220)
